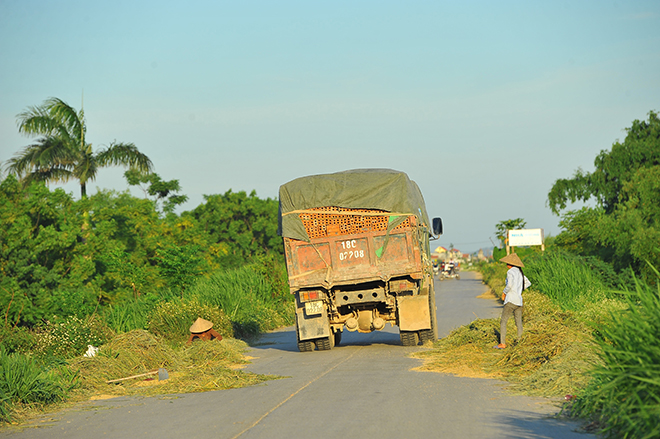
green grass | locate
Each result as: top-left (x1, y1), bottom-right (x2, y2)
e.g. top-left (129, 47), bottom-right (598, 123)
top-left (449, 254), bottom-right (660, 437)
top-left (103, 260), bottom-right (294, 340)
top-left (417, 252), bottom-right (630, 399)
top-left (187, 264), bottom-right (294, 338)
top-left (148, 298), bottom-right (234, 340)
top-left (524, 250), bottom-right (611, 311)
top-left (104, 299), bottom-right (153, 333)
top-left (0, 259), bottom-right (294, 425)
top-left (0, 349), bottom-right (76, 423)
top-left (567, 265), bottom-right (660, 438)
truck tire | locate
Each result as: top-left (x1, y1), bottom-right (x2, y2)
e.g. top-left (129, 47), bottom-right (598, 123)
top-left (297, 340), bottom-right (315, 352)
top-left (315, 336), bottom-right (334, 351)
top-left (419, 328), bottom-right (434, 343)
top-left (400, 330), bottom-right (419, 346)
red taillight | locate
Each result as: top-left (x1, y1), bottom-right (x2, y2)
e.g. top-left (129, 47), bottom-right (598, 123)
top-left (301, 291), bottom-right (321, 301)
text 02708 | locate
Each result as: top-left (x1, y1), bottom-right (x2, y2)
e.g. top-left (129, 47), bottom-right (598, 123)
top-left (339, 240), bottom-right (365, 261)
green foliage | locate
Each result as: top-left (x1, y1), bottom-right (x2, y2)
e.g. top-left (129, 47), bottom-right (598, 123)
top-left (124, 170), bottom-right (188, 214)
top-left (148, 298), bottom-right (233, 341)
top-left (188, 190), bottom-right (282, 268)
top-left (597, 166), bottom-right (660, 282)
top-left (155, 244), bottom-right (205, 294)
top-left (187, 264), bottom-right (294, 338)
top-left (524, 250), bottom-right (611, 311)
top-left (549, 111), bottom-right (660, 282)
top-left (0, 349), bottom-right (75, 423)
top-left (103, 299), bottom-right (154, 333)
top-left (0, 169), bottom-right (288, 325)
top-left (492, 246), bottom-right (507, 262)
top-left (0, 326), bottom-right (36, 355)
top-left (548, 110), bottom-right (660, 215)
top-left (0, 176), bottom-right (92, 324)
top-left (554, 207), bottom-right (608, 257)
top-left (103, 248), bottom-right (153, 300)
top-left (31, 316), bottom-right (112, 360)
top-left (568, 266), bottom-right (660, 438)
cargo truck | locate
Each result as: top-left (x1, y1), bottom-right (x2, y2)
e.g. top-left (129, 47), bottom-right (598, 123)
top-left (278, 169), bottom-right (443, 351)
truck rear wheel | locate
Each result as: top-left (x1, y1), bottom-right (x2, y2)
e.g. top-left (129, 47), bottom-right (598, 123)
top-left (400, 331), bottom-right (419, 346)
top-left (315, 336), bottom-right (334, 351)
top-left (297, 340), bottom-right (315, 352)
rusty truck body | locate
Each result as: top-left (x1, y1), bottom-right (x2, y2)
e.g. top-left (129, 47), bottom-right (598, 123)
top-left (278, 169), bottom-right (442, 351)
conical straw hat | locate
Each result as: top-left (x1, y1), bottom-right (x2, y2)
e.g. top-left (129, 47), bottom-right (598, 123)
top-left (190, 317), bottom-right (213, 333)
top-left (499, 253), bottom-right (525, 268)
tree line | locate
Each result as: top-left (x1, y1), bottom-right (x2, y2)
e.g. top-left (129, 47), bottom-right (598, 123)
top-left (2, 97), bottom-right (659, 330)
top-left (1, 97), bottom-right (282, 327)
top-left (548, 110), bottom-right (660, 283)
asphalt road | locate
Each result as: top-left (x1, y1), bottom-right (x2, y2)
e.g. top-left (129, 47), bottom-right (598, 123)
top-left (1, 271), bottom-right (591, 439)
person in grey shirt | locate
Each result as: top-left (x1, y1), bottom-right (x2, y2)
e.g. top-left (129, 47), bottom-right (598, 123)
top-left (494, 253), bottom-right (531, 349)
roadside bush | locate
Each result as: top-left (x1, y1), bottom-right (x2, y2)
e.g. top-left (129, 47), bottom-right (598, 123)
top-left (524, 250), bottom-right (611, 311)
top-left (0, 349), bottom-right (75, 423)
top-left (32, 315), bottom-right (112, 360)
top-left (0, 326), bottom-right (36, 354)
top-left (49, 288), bottom-right (99, 319)
top-left (567, 266), bottom-right (660, 438)
top-left (480, 260), bottom-right (507, 294)
top-left (188, 264), bottom-right (293, 338)
top-left (103, 297), bottom-right (158, 333)
top-left (148, 298), bottom-right (233, 341)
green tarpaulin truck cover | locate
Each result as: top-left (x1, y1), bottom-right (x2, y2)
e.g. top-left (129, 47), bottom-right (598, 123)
top-left (278, 169), bottom-right (431, 241)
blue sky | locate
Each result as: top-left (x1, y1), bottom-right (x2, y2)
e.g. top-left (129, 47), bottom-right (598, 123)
top-left (1, 1), bottom-right (659, 252)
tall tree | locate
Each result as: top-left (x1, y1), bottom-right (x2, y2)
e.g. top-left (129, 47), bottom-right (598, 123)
top-left (548, 111), bottom-right (660, 215)
top-left (6, 97), bottom-right (153, 198)
top-left (548, 111), bottom-right (660, 281)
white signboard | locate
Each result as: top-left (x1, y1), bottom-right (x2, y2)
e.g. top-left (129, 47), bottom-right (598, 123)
top-left (508, 228), bottom-right (544, 247)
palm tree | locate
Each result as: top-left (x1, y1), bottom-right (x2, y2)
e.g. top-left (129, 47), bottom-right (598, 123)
top-left (6, 97), bottom-right (153, 198)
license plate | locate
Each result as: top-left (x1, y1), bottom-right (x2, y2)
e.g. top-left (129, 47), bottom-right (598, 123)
top-left (305, 300), bottom-right (324, 316)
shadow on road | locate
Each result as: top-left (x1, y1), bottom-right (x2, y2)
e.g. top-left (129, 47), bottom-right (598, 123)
top-left (491, 410), bottom-right (584, 439)
top-left (248, 325), bottom-right (404, 352)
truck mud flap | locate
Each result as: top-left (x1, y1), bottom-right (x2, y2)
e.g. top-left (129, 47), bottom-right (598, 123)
top-left (296, 307), bottom-right (331, 341)
top-left (398, 295), bottom-right (431, 331)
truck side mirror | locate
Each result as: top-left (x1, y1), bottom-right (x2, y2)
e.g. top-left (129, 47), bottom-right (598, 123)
top-left (432, 217), bottom-right (443, 236)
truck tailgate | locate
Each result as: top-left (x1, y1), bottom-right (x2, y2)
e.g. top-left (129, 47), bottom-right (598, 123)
top-left (284, 228), bottom-right (423, 289)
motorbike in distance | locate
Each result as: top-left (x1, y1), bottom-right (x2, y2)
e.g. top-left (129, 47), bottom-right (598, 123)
top-left (437, 261), bottom-right (460, 280)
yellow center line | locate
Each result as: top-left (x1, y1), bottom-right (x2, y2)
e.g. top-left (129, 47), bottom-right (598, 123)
top-left (231, 347), bottom-right (363, 439)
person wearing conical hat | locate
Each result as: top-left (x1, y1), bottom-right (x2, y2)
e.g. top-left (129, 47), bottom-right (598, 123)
top-left (190, 317), bottom-right (214, 333)
top-left (494, 253), bottom-right (531, 349)
top-left (187, 318), bottom-right (223, 344)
